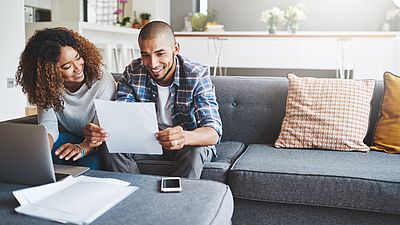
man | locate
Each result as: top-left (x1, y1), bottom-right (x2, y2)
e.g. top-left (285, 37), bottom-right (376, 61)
top-left (85, 21), bottom-right (222, 179)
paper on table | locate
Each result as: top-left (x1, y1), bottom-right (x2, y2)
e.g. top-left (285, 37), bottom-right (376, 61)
top-left (13, 176), bottom-right (137, 225)
top-left (94, 99), bottom-right (162, 154)
top-left (13, 176), bottom-right (75, 206)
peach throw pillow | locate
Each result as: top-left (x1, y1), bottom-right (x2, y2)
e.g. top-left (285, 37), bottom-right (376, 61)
top-left (275, 74), bottom-right (375, 152)
top-left (370, 72), bottom-right (400, 153)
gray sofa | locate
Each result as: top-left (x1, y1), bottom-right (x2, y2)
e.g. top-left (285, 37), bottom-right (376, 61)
top-left (214, 76), bottom-right (400, 225)
top-left (134, 76), bottom-right (400, 225)
top-left (6, 75), bottom-right (400, 225)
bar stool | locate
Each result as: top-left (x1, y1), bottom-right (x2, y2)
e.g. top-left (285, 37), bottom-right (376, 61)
top-left (95, 43), bottom-right (123, 73)
top-left (208, 37), bottom-right (227, 76)
top-left (119, 44), bottom-right (139, 67)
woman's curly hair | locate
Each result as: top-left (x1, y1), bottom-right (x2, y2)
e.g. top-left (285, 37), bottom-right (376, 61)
top-left (16, 27), bottom-right (103, 111)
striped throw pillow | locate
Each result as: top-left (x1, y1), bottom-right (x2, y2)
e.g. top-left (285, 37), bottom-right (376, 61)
top-left (275, 74), bottom-right (375, 152)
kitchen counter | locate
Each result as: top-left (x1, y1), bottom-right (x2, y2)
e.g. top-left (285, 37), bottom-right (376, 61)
top-left (175, 31), bottom-right (399, 39)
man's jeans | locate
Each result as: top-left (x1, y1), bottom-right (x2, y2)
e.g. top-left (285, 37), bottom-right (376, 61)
top-left (103, 146), bottom-right (212, 179)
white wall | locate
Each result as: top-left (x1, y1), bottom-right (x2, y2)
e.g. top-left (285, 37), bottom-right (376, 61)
top-left (132, 0), bottom-right (170, 23)
top-left (209, 0), bottom-right (395, 31)
top-left (25, 0), bottom-right (52, 9)
top-left (52, 0), bottom-right (83, 22)
top-left (0, 0), bottom-right (27, 120)
top-left (171, 0), bottom-right (194, 31)
top-left (171, 0), bottom-right (396, 31)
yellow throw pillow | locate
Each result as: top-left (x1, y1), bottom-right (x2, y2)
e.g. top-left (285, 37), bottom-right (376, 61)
top-left (275, 74), bottom-right (375, 152)
top-left (370, 72), bottom-right (400, 153)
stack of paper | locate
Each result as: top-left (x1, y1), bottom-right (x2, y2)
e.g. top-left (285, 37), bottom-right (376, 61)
top-left (13, 176), bottom-right (138, 224)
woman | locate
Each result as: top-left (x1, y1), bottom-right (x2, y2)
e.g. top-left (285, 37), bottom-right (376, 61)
top-left (15, 27), bottom-right (116, 170)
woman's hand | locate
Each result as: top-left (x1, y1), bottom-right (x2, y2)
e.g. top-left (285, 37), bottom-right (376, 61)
top-left (84, 123), bottom-right (108, 147)
top-left (55, 143), bottom-right (84, 161)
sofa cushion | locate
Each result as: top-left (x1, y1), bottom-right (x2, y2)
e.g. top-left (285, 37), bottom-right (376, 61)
top-left (233, 198), bottom-right (400, 225)
top-left (275, 74), bottom-right (375, 152)
top-left (134, 141), bottom-right (245, 183)
top-left (229, 144), bottom-right (400, 214)
top-left (370, 72), bottom-right (400, 153)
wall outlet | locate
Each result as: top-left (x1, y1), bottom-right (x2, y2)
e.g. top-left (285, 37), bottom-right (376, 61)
top-left (7, 78), bottom-right (15, 88)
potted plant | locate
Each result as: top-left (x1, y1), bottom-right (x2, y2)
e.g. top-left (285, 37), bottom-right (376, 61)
top-left (132, 18), bottom-right (140, 29)
top-left (207, 9), bottom-right (218, 25)
top-left (132, 11), bottom-right (140, 29)
top-left (139, 12), bottom-right (151, 27)
top-left (114, 0), bottom-right (131, 26)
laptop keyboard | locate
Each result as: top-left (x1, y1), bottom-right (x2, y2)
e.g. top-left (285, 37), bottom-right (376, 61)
top-left (55, 173), bottom-right (70, 181)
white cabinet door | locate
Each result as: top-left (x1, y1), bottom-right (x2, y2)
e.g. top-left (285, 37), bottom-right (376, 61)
top-left (226, 38), bottom-right (340, 70)
top-left (352, 39), bottom-right (400, 80)
top-left (176, 35), bottom-right (400, 79)
top-left (176, 37), bottom-right (209, 66)
top-left (223, 38), bottom-right (298, 69)
top-left (296, 39), bottom-right (339, 70)
top-left (177, 37), bottom-right (339, 70)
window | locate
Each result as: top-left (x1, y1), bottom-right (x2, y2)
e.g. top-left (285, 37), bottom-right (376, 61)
top-left (199, 0), bottom-right (207, 15)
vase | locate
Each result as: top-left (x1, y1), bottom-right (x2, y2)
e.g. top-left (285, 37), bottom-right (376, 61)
top-left (141, 19), bottom-right (150, 27)
top-left (267, 24), bottom-right (277, 35)
top-left (132, 23), bottom-right (140, 29)
top-left (268, 27), bottom-right (276, 35)
top-left (287, 21), bottom-right (299, 34)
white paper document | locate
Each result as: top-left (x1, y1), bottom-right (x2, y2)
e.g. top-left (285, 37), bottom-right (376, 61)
top-left (94, 99), bottom-right (163, 154)
top-left (13, 176), bottom-right (138, 225)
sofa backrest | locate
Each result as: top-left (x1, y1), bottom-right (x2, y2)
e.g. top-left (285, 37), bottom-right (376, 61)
top-left (211, 76), bottom-right (384, 146)
top-left (112, 73), bottom-right (384, 146)
top-left (212, 76), bottom-right (288, 144)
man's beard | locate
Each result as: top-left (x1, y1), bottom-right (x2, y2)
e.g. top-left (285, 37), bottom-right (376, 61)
top-left (162, 55), bottom-right (175, 78)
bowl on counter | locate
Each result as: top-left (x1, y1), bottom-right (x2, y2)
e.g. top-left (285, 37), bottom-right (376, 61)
top-left (206, 24), bottom-right (225, 32)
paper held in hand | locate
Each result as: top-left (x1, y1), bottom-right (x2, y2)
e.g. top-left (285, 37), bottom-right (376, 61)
top-left (94, 100), bottom-right (163, 154)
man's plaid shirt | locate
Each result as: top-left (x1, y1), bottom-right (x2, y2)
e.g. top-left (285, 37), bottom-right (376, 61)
top-left (116, 54), bottom-right (222, 143)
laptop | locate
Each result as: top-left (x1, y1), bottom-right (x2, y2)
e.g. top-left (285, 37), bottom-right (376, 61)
top-left (0, 122), bottom-right (89, 186)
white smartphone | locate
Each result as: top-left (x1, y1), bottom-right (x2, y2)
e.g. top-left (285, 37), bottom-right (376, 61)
top-left (160, 177), bottom-right (182, 193)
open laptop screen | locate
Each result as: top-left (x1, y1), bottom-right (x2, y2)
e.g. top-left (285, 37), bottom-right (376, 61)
top-left (0, 123), bottom-right (88, 186)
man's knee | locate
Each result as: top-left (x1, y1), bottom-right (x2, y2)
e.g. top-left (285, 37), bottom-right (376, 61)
top-left (171, 146), bottom-right (212, 179)
top-left (180, 146), bottom-right (211, 163)
top-left (102, 149), bottom-right (140, 173)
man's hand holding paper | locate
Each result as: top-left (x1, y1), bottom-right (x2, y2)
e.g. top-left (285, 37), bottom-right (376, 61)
top-left (155, 126), bottom-right (185, 150)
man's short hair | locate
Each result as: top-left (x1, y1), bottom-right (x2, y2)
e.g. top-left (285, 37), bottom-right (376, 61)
top-left (138, 21), bottom-right (175, 43)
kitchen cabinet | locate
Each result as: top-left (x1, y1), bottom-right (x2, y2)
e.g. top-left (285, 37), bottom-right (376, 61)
top-left (24, 0), bottom-right (51, 9)
top-left (175, 31), bottom-right (400, 79)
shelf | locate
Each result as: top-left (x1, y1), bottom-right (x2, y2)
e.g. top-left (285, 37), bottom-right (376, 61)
top-left (80, 22), bottom-right (140, 35)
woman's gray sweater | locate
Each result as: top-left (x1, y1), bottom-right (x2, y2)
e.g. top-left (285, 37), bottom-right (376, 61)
top-left (38, 71), bottom-right (117, 141)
